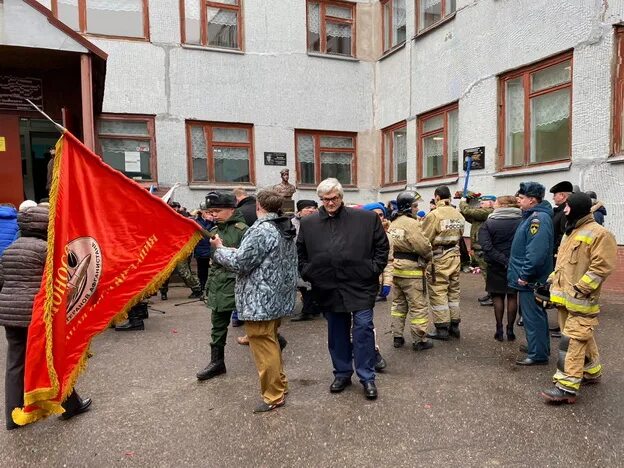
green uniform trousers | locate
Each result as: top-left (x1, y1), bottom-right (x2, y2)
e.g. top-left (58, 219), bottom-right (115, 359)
top-left (161, 257), bottom-right (201, 294)
top-left (211, 309), bottom-right (234, 347)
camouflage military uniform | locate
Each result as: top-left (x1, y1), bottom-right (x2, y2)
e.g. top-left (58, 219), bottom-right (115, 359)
top-left (459, 200), bottom-right (493, 279)
top-left (160, 255), bottom-right (201, 296)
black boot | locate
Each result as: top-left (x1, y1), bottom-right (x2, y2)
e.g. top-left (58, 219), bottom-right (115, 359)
top-left (494, 325), bottom-right (504, 342)
top-left (59, 389), bottom-right (92, 421)
top-left (374, 350), bottom-right (387, 371)
top-left (427, 324), bottom-right (450, 341)
top-left (161, 291), bottom-right (168, 300)
top-left (393, 336), bottom-right (405, 348)
top-left (196, 345), bottom-right (226, 381)
top-left (506, 326), bottom-right (516, 341)
top-left (449, 321), bottom-right (461, 339)
top-left (188, 290), bottom-right (202, 299)
top-left (277, 334), bottom-right (288, 351)
top-left (115, 307), bottom-right (145, 331)
top-left (133, 302), bottom-right (149, 320)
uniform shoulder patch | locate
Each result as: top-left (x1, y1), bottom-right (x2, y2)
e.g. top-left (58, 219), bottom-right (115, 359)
top-left (234, 222), bottom-right (247, 230)
top-left (529, 218), bottom-right (540, 235)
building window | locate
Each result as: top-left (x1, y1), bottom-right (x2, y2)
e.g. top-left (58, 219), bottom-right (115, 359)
top-left (97, 115), bottom-right (157, 182)
top-left (416, 0), bottom-right (456, 33)
top-left (499, 52), bottom-right (572, 168)
top-left (382, 0), bottom-right (406, 52)
top-left (613, 28), bottom-right (624, 155)
top-left (180, 0), bottom-right (243, 50)
top-left (382, 121), bottom-right (407, 185)
top-left (296, 131), bottom-right (357, 186)
top-left (417, 104), bottom-right (458, 180)
top-left (51, 0), bottom-right (149, 40)
top-left (307, 1), bottom-right (356, 57)
top-left (187, 122), bottom-right (254, 184)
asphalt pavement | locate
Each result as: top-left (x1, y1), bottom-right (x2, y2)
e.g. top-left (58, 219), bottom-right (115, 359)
top-left (1, 273), bottom-right (623, 467)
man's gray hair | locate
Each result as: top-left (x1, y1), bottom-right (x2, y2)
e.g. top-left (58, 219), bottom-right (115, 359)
top-left (316, 178), bottom-right (344, 198)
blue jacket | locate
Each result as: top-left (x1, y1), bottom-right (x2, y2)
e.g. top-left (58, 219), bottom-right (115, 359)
top-left (0, 206), bottom-right (18, 258)
top-left (508, 200), bottom-right (554, 291)
top-left (194, 216), bottom-right (214, 258)
top-left (213, 213), bottom-right (297, 321)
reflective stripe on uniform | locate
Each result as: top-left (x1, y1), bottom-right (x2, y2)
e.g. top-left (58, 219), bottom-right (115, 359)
top-left (391, 310), bottom-right (407, 318)
top-left (434, 235), bottom-right (460, 243)
top-left (553, 370), bottom-right (581, 391)
top-left (581, 272), bottom-right (603, 289)
top-left (574, 230), bottom-right (595, 245)
top-left (410, 316), bottom-right (429, 325)
top-left (584, 363), bottom-right (602, 375)
top-left (393, 268), bottom-right (423, 278)
top-left (550, 291), bottom-right (600, 314)
top-left (431, 304), bottom-right (449, 312)
top-left (448, 301), bottom-right (459, 308)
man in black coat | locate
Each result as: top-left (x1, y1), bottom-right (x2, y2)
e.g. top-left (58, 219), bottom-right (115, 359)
top-left (233, 187), bottom-right (258, 227)
top-left (297, 178), bottom-right (389, 400)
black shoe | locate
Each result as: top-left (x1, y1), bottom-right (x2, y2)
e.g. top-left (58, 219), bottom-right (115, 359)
top-left (115, 318), bottom-right (144, 331)
top-left (449, 323), bottom-right (460, 339)
top-left (479, 298), bottom-right (494, 307)
top-left (413, 341), bottom-right (433, 351)
top-left (188, 290), bottom-right (202, 299)
top-left (427, 328), bottom-right (450, 341)
top-left (161, 292), bottom-right (167, 300)
top-left (59, 398), bottom-right (92, 421)
top-left (363, 381), bottom-right (378, 400)
top-left (393, 336), bottom-right (405, 348)
top-left (278, 334), bottom-right (288, 351)
top-left (330, 377), bottom-right (352, 393)
top-left (551, 331), bottom-right (562, 338)
top-left (374, 350), bottom-right (387, 372)
top-left (515, 357), bottom-right (548, 366)
top-left (494, 327), bottom-right (504, 342)
top-left (478, 293), bottom-right (491, 302)
top-left (540, 387), bottom-right (576, 404)
top-left (290, 313), bottom-right (313, 322)
top-left (197, 345), bottom-right (226, 381)
top-left (232, 319), bottom-right (244, 328)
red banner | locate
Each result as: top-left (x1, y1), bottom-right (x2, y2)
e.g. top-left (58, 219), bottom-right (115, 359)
top-left (13, 131), bottom-right (202, 425)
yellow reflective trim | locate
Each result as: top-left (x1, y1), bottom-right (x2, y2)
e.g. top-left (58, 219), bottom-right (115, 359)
top-left (555, 379), bottom-right (581, 390)
top-left (551, 295), bottom-right (600, 314)
top-left (584, 364), bottom-right (602, 375)
top-left (391, 311), bottom-right (406, 318)
top-left (581, 275), bottom-right (599, 289)
top-left (410, 318), bottom-right (429, 325)
top-left (393, 269), bottom-right (423, 277)
top-left (574, 235), bottom-right (594, 245)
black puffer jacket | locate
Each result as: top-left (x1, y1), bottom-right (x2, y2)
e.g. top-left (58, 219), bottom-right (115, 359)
top-left (479, 208), bottom-right (523, 268)
top-left (297, 204), bottom-right (389, 313)
top-left (236, 196), bottom-right (258, 227)
top-left (0, 206), bottom-right (48, 328)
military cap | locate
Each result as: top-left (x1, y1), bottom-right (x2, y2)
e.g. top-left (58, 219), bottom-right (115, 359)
top-left (549, 181), bottom-right (573, 194)
top-left (517, 182), bottom-right (545, 199)
top-left (205, 191), bottom-right (236, 208)
top-left (296, 199), bottom-right (318, 211)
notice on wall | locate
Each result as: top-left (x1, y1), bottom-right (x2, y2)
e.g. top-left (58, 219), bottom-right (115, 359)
top-left (463, 146), bottom-right (485, 170)
top-left (264, 152), bottom-right (287, 166)
top-left (0, 137), bottom-right (5, 152)
top-left (0, 76), bottom-right (44, 112)
top-left (124, 151), bottom-right (141, 172)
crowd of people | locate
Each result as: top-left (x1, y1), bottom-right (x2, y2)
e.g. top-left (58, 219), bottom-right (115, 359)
top-left (0, 175), bottom-right (617, 425)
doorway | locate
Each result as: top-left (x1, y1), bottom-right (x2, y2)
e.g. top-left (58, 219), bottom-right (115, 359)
top-left (19, 118), bottom-right (62, 202)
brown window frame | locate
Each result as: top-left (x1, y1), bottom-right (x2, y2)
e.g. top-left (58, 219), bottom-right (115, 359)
top-left (186, 121), bottom-right (255, 185)
top-left (51, 0), bottom-right (150, 41)
top-left (498, 51), bottom-right (573, 170)
top-left (381, 121), bottom-right (407, 186)
top-left (613, 27), bottom-right (624, 156)
top-left (306, 0), bottom-right (356, 58)
top-left (179, 0), bottom-right (245, 51)
top-left (381, 0), bottom-right (406, 53)
top-left (295, 130), bottom-right (358, 188)
top-left (417, 103), bottom-right (459, 182)
top-left (415, 0), bottom-right (456, 35)
top-left (96, 114), bottom-right (158, 184)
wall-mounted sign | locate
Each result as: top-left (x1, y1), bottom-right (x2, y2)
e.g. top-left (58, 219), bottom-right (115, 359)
top-left (0, 76), bottom-right (44, 112)
top-left (0, 137), bottom-right (5, 152)
top-left (264, 152), bottom-right (287, 166)
top-left (124, 151), bottom-right (141, 172)
top-left (463, 146), bottom-right (485, 170)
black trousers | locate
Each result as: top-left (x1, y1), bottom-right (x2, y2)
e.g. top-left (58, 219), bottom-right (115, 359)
top-left (196, 256), bottom-right (210, 293)
top-left (4, 326), bottom-right (27, 430)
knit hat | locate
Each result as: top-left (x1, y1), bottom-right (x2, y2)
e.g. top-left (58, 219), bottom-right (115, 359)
top-left (361, 202), bottom-right (387, 217)
top-left (296, 199), bottom-right (318, 211)
top-left (565, 192), bottom-right (592, 223)
top-left (517, 182), bottom-right (545, 200)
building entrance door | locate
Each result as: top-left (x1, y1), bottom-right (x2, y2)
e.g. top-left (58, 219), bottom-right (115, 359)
top-left (0, 114), bottom-right (23, 207)
top-left (19, 118), bottom-right (62, 202)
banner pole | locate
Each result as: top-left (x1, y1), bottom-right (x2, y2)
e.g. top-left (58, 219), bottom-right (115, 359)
top-left (24, 98), bottom-right (67, 134)
top-left (462, 156), bottom-right (472, 198)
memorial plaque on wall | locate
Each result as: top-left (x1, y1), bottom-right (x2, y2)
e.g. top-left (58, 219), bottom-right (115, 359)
top-left (264, 152), bottom-right (287, 166)
top-left (463, 146), bottom-right (485, 170)
top-left (0, 76), bottom-right (44, 112)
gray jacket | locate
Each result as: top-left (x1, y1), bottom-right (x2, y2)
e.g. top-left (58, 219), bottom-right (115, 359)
top-left (0, 206), bottom-right (49, 328)
top-left (213, 213), bottom-right (297, 321)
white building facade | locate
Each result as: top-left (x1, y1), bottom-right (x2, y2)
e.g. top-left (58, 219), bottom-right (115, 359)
top-left (30, 0), bottom-right (624, 244)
